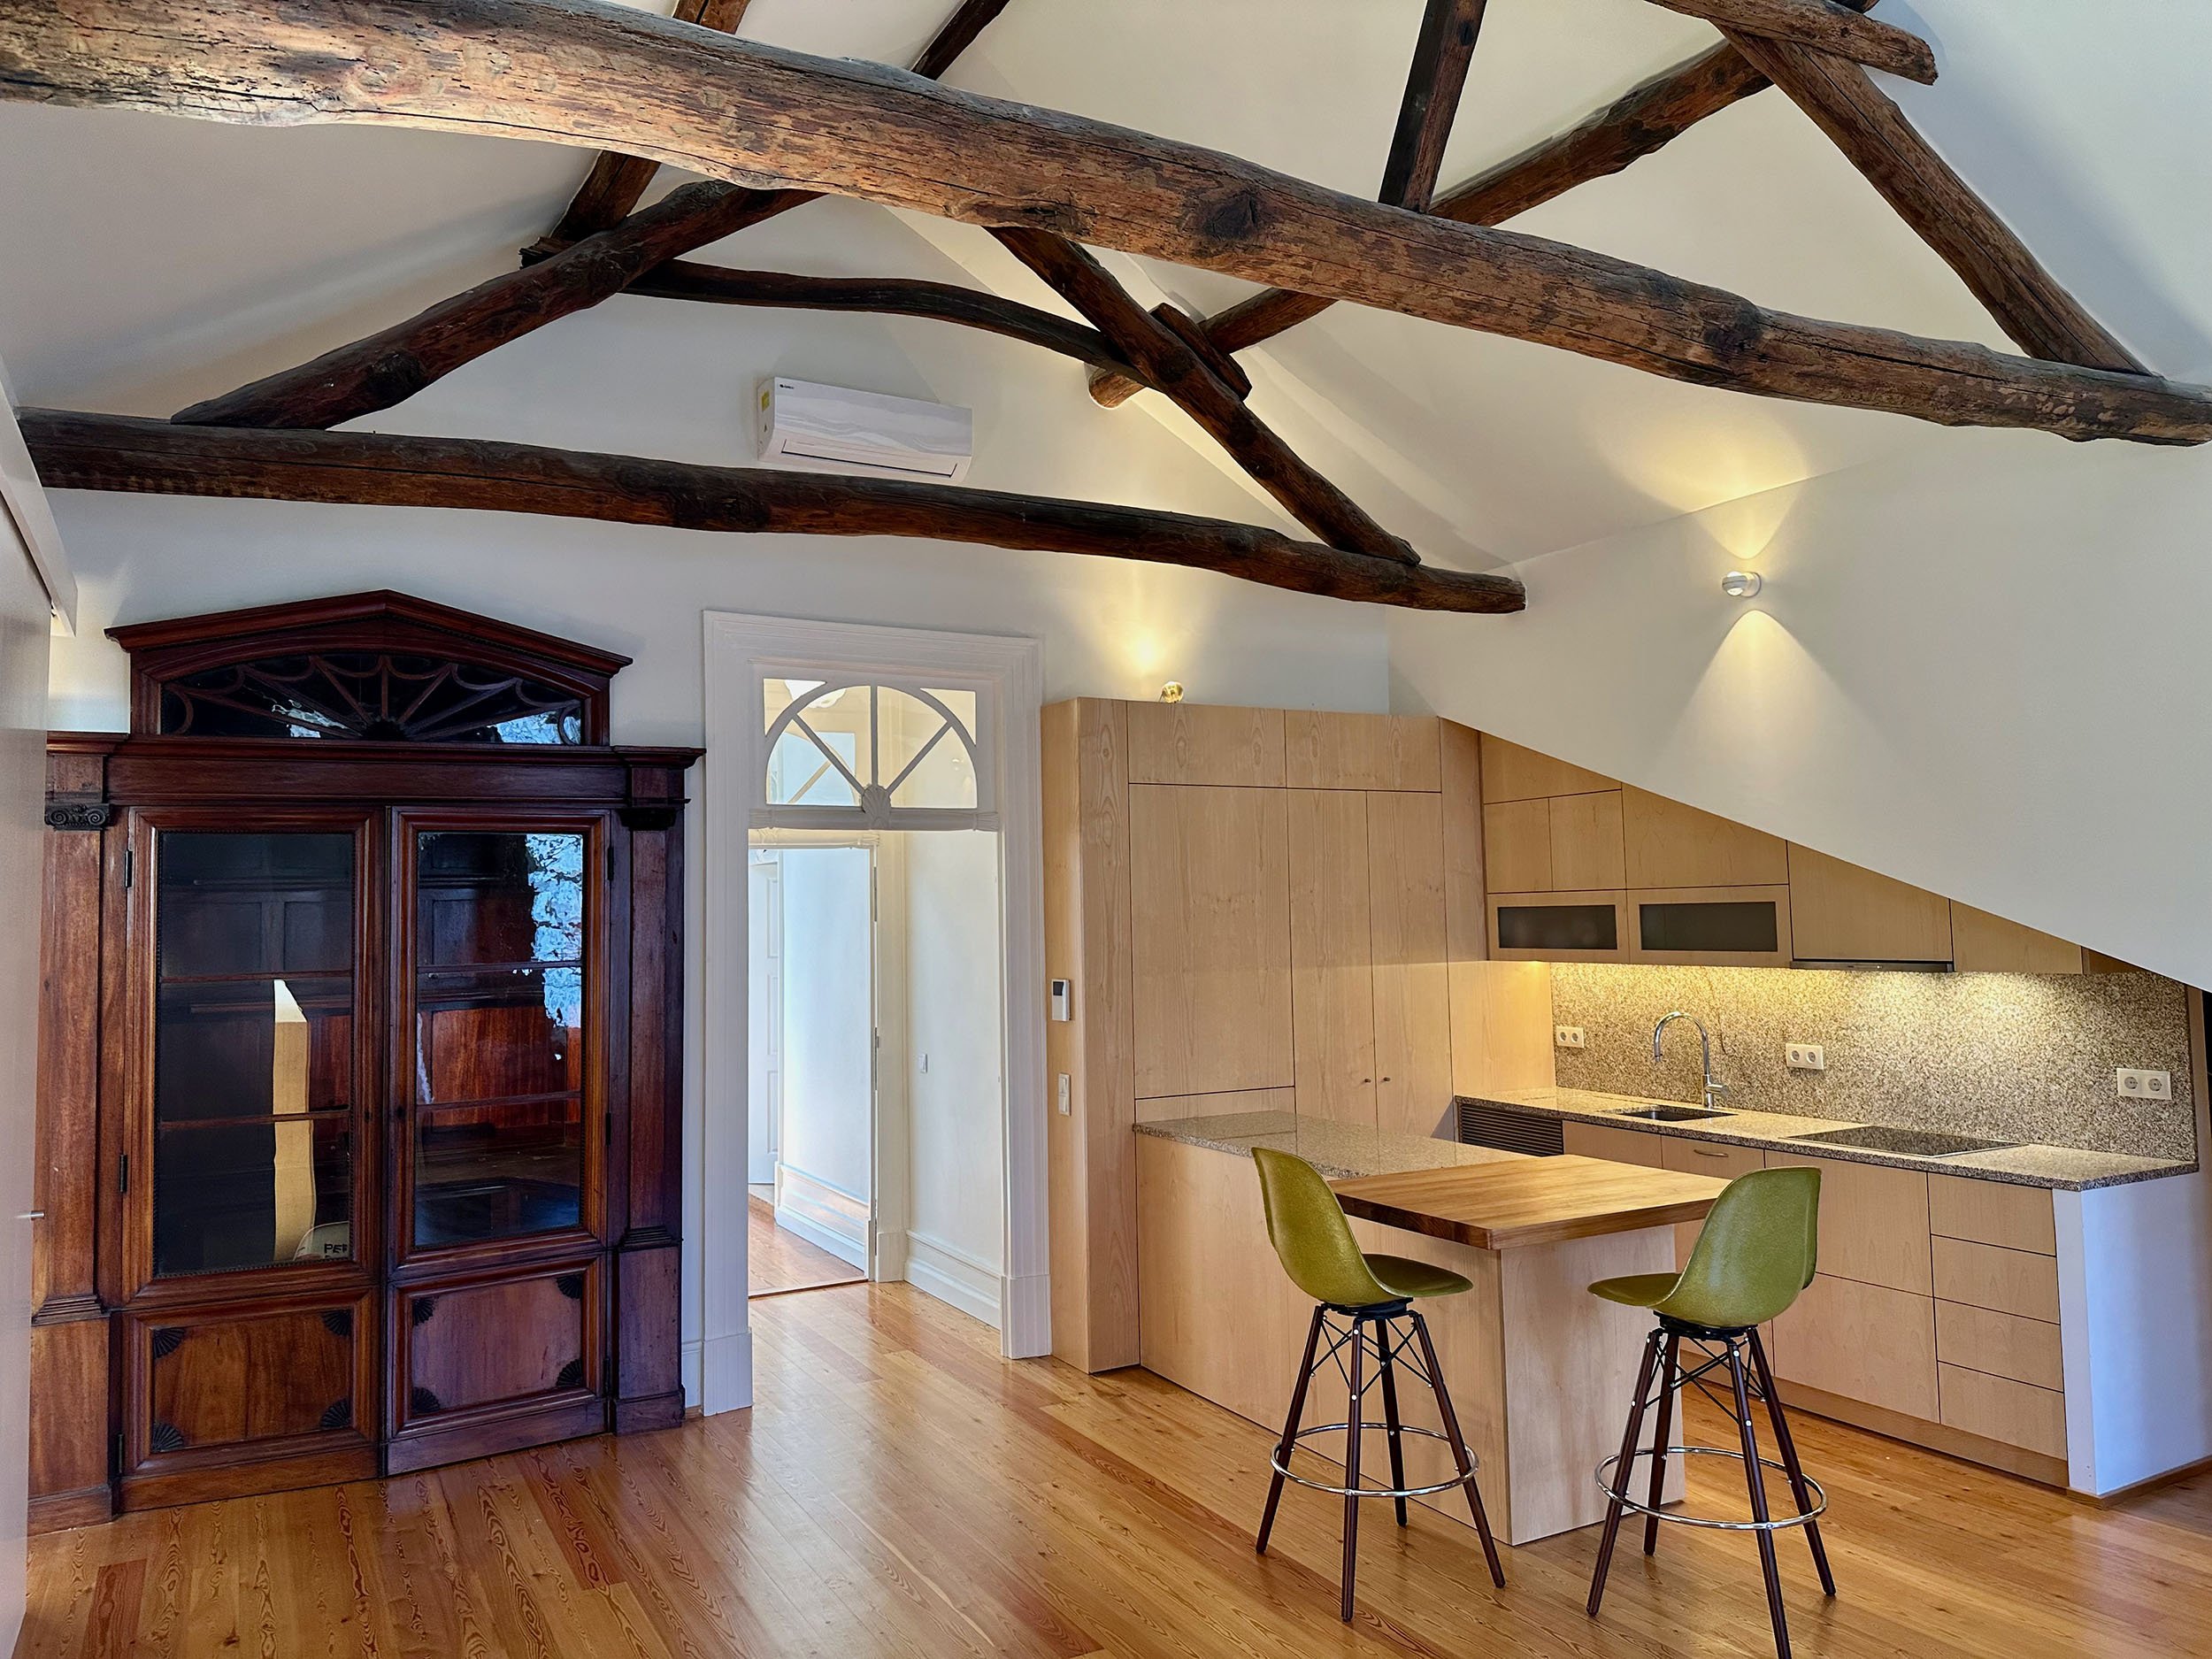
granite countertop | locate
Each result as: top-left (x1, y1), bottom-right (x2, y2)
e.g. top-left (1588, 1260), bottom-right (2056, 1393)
top-left (1467, 1087), bottom-right (2196, 1193)
top-left (1134, 1110), bottom-right (1525, 1180)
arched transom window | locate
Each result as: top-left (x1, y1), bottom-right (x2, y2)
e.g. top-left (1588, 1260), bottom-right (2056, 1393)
top-left (760, 676), bottom-right (992, 829)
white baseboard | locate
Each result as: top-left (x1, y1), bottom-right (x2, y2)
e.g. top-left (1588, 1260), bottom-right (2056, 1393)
top-left (777, 1164), bottom-right (870, 1270)
top-left (702, 1329), bottom-right (754, 1415)
top-left (904, 1232), bottom-right (1002, 1328)
top-left (873, 1226), bottom-right (910, 1281)
top-left (1000, 1270), bottom-right (1051, 1358)
top-left (775, 1202), bottom-right (868, 1270)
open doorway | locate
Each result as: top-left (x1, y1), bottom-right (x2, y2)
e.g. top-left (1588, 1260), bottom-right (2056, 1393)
top-left (745, 827), bottom-right (1005, 1314)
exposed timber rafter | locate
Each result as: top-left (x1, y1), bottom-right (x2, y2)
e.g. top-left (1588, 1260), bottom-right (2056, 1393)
top-left (910, 0), bottom-right (1014, 82)
top-left (1723, 30), bottom-right (2147, 373)
top-left (15, 411), bottom-right (1525, 614)
top-left (991, 227), bottom-right (1418, 565)
top-left (1380, 0), bottom-right (1488, 213)
top-left (532, 0), bottom-right (757, 253)
top-left (1646, 0), bottom-right (1935, 84)
top-left (4, 0), bottom-right (2200, 445)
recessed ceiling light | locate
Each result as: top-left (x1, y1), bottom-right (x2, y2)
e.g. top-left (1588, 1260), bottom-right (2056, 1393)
top-left (1720, 571), bottom-right (1763, 599)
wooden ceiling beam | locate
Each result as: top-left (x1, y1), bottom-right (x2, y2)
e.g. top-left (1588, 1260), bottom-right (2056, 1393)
top-left (17, 411), bottom-right (1525, 613)
top-left (1724, 30), bottom-right (2146, 373)
top-left (10, 0), bottom-right (2203, 443)
top-left (626, 262), bottom-right (1150, 381)
top-left (534, 0), bottom-right (757, 253)
top-left (1649, 0), bottom-right (1935, 84)
top-left (910, 0), bottom-right (1014, 81)
top-left (1089, 42), bottom-right (1770, 406)
top-left (1380, 0), bottom-right (1489, 212)
top-left (993, 227), bottom-right (1419, 564)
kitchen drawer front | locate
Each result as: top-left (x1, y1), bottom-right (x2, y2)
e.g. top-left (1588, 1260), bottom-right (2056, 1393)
top-left (1561, 1122), bottom-right (1665, 1168)
top-left (1932, 1237), bottom-right (2061, 1323)
top-left (1760, 1152), bottom-right (1932, 1294)
top-left (1771, 1274), bottom-right (1938, 1423)
top-left (1939, 1363), bottom-right (2067, 1459)
top-left (1928, 1175), bottom-right (2055, 1256)
top-left (1935, 1300), bottom-right (2064, 1391)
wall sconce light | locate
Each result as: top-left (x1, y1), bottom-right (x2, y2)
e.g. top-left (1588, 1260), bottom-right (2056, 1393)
top-left (1159, 680), bottom-right (1185, 703)
top-left (1720, 571), bottom-right (1764, 599)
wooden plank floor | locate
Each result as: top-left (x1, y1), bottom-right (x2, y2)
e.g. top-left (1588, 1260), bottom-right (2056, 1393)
top-left (19, 1281), bottom-right (2212, 1657)
top-left (749, 1194), bottom-right (865, 1298)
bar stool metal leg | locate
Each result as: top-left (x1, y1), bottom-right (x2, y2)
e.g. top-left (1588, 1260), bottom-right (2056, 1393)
top-left (1642, 1331), bottom-right (1680, 1555)
top-left (1340, 1314), bottom-right (1367, 1621)
top-left (1749, 1329), bottom-right (1835, 1596)
top-left (1410, 1310), bottom-right (1505, 1588)
top-left (1378, 1329), bottom-right (1410, 1527)
top-left (1728, 1339), bottom-right (1792, 1659)
top-left (1256, 1305), bottom-right (1325, 1555)
top-left (1586, 1327), bottom-right (1663, 1617)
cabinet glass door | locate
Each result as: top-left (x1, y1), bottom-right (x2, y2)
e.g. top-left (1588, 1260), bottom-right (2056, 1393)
top-left (406, 827), bottom-right (594, 1252)
top-left (151, 829), bottom-right (361, 1278)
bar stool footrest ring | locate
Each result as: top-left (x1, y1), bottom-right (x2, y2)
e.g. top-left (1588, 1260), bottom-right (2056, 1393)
top-left (1272, 1421), bottom-right (1479, 1500)
top-left (1595, 1445), bottom-right (1826, 1532)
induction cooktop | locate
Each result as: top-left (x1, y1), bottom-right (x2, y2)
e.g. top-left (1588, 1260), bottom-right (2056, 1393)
top-left (1788, 1124), bottom-right (2017, 1158)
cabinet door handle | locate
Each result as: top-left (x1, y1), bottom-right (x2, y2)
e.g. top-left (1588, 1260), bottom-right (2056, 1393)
top-left (14, 1211), bottom-right (42, 1221)
top-left (1689, 1147), bottom-right (1730, 1159)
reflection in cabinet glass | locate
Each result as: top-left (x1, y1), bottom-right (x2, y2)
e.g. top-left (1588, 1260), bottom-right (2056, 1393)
top-left (1639, 900), bottom-right (1779, 955)
top-left (1497, 902), bottom-right (1618, 953)
top-left (152, 831), bottom-right (358, 1278)
top-left (411, 831), bottom-right (589, 1250)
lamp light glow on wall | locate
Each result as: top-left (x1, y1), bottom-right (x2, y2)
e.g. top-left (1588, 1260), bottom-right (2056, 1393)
top-left (1720, 570), bottom-right (1764, 600)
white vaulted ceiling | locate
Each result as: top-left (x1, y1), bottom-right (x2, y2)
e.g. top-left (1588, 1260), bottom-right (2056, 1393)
top-left (0, 0), bottom-right (2205, 565)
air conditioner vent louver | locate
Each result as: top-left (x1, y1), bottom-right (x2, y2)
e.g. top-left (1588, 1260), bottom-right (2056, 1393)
top-left (1456, 1101), bottom-right (1563, 1156)
top-left (757, 377), bottom-right (974, 485)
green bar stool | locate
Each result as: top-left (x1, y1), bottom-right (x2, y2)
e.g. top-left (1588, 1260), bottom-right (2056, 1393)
top-left (1250, 1147), bottom-right (1506, 1621)
top-left (1585, 1166), bottom-right (1833, 1659)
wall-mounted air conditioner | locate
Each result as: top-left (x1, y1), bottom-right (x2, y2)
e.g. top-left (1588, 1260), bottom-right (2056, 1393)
top-left (756, 377), bottom-right (974, 484)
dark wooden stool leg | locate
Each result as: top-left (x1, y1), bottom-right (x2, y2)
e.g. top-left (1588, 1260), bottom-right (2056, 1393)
top-left (1257, 1305), bottom-right (1325, 1555)
top-left (1728, 1338), bottom-right (1792, 1659)
top-left (1587, 1327), bottom-right (1663, 1617)
top-left (1642, 1332), bottom-right (1680, 1555)
top-left (1340, 1315), bottom-right (1367, 1621)
top-left (1411, 1311), bottom-right (1505, 1589)
top-left (1749, 1329), bottom-right (1834, 1596)
top-left (1378, 1319), bottom-right (1410, 1527)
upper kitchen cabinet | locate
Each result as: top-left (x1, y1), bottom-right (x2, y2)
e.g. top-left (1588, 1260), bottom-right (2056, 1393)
top-left (1125, 703), bottom-right (1286, 788)
top-left (1284, 711), bottom-right (1441, 791)
top-left (1622, 787), bottom-right (1789, 889)
top-left (1787, 845), bottom-right (1955, 965)
top-left (1127, 783), bottom-right (1294, 1099)
top-left (1477, 734), bottom-right (1616, 803)
top-left (1951, 903), bottom-right (2085, 974)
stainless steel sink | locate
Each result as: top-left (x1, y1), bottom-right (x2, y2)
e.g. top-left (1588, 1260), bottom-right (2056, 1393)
top-left (1613, 1105), bottom-right (1734, 1123)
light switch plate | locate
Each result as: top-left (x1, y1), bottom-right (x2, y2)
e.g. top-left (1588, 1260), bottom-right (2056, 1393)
top-left (1056, 1074), bottom-right (1071, 1116)
top-left (2117, 1068), bottom-right (2171, 1100)
top-left (1786, 1043), bottom-right (1826, 1071)
top-left (1555, 1026), bottom-right (1586, 1050)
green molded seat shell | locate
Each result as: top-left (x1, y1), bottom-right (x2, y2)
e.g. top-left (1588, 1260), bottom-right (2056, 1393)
top-left (1251, 1147), bottom-right (1472, 1309)
top-left (1588, 1165), bottom-right (1822, 1331)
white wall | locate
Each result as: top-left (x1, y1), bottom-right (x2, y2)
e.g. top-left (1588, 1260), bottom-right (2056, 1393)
top-left (775, 847), bottom-right (875, 1207)
top-left (900, 830), bottom-right (1005, 1324)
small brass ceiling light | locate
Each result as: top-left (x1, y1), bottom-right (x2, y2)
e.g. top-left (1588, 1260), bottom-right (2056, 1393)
top-left (1159, 680), bottom-right (1186, 703)
top-left (1720, 570), bottom-right (1764, 599)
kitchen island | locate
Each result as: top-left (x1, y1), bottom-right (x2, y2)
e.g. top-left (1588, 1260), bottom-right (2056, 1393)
top-left (1134, 1111), bottom-right (1725, 1544)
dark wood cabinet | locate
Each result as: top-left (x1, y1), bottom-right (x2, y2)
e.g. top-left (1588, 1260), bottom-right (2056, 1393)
top-left (29, 593), bottom-right (700, 1526)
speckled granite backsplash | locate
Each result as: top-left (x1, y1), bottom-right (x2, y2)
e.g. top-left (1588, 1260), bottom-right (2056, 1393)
top-left (1550, 965), bottom-right (2196, 1160)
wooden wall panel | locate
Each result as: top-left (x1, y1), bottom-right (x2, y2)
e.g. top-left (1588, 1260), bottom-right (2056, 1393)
top-left (1287, 789), bottom-right (1375, 1125)
top-left (1284, 712), bottom-right (1440, 791)
top-left (1130, 784), bottom-right (1293, 1101)
top-left (1368, 792), bottom-right (1452, 1139)
top-left (1448, 959), bottom-right (1555, 1100)
top-left (1438, 720), bottom-right (1486, 966)
top-left (1125, 703), bottom-right (1285, 787)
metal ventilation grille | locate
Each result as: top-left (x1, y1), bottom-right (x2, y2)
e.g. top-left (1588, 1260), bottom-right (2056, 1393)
top-left (1457, 1101), bottom-right (1563, 1156)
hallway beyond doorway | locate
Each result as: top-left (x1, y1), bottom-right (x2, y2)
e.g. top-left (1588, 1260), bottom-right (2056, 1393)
top-left (748, 1193), bottom-right (864, 1299)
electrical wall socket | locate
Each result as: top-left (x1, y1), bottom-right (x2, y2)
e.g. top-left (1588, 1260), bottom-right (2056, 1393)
top-left (2117, 1068), bottom-right (2171, 1101)
top-left (1786, 1043), bottom-right (1826, 1071)
top-left (1555, 1026), bottom-right (1586, 1050)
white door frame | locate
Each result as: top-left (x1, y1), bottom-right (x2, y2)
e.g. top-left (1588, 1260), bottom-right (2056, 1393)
top-left (701, 612), bottom-right (1046, 1411)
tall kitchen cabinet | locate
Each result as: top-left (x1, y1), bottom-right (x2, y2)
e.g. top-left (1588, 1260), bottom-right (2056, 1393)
top-left (30, 594), bottom-right (700, 1528)
top-left (1043, 700), bottom-right (1548, 1371)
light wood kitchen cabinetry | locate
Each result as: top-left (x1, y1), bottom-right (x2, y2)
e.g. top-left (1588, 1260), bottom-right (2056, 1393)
top-left (1368, 792), bottom-right (1454, 1138)
top-left (1562, 1123), bottom-right (1665, 1167)
top-left (1482, 798), bottom-right (1553, 894)
top-left (1286, 710), bottom-right (1440, 790)
top-left (1480, 792), bottom-right (1624, 893)
top-left (1950, 903), bottom-right (2085, 974)
top-left (1786, 845), bottom-right (1955, 964)
top-left (1931, 1173), bottom-right (2058, 1254)
top-left (1478, 733), bottom-right (1615, 803)
top-left (1630, 885), bottom-right (1793, 966)
top-left (1932, 1236), bottom-right (2062, 1323)
top-left (1125, 702), bottom-right (1285, 787)
top-left (1287, 789), bottom-right (1376, 1125)
top-left (1623, 787), bottom-right (1790, 888)
top-left (1129, 784), bottom-right (1294, 1100)
top-left (1660, 1138), bottom-right (1763, 1264)
top-left (1488, 890), bottom-right (1630, 961)
top-left (1760, 1152), bottom-right (1933, 1294)
top-left (1773, 1274), bottom-right (1940, 1421)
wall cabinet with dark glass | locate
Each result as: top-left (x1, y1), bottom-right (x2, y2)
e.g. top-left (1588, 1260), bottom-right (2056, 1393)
top-left (31, 594), bottom-right (699, 1525)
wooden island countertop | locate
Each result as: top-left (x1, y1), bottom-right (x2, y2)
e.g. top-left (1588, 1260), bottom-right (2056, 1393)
top-left (1331, 1155), bottom-right (1726, 1251)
